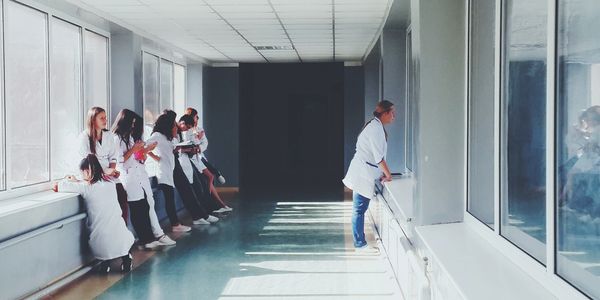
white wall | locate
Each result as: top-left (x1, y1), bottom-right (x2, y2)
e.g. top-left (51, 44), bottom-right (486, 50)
top-left (411, 0), bottom-right (466, 226)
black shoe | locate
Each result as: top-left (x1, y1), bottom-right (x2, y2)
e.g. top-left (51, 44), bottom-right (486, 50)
top-left (121, 253), bottom-right (133, 272)
top-left (99, 261), bottom-right (111, 273)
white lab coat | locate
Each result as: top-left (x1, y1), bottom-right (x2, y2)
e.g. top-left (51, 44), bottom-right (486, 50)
top-left (77, 130), bottom-right (120, 183)
top-left (114, 136), bottom-right (164, 237)
top-left (195, 127), bottom-right (209, 159)
top-left (146, 132), bottom-right (175, 187)
top-left (343, 117), bottom-right (387, 199)
top-left (58, 180), bottom-right (134, 260)
top-left (182, 129), bottom-right (207, 172)
top-left (175, 130), bottom-right (197, 183)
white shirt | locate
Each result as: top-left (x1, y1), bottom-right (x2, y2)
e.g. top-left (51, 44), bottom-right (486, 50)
top-left (194, 126), bottom-right (209, 159)
top-left (114, 136), bottom-right (153, 201)
top-left (77, 130), bottom-right (120, 183)
top-left (184, 129), bottom-right (207, 172)
top-left (146, 132), bottom-right (175, 186)
top-left (58, 180), bottom-right (134, 260)
top-left (342, 117), bottom-right (387, 199)
top-left (114, 135), bottom-right (165, 237)
top-left (175, 130), bottom-right (196, 183)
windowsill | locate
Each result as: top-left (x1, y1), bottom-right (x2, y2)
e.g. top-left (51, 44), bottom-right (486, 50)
top-left (382, 174), bottom-right (414, 220)
top-left (0, 190), bottom-right (78, 218)
top-left (415, 222), bottom-right (557, 300)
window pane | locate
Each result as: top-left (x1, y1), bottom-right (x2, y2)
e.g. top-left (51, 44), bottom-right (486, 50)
top-left (5, 1), bottom-right (49, 188)
top-left (500, 0), bottom-right (547, 264)
top-left (160, 59), bottom-right (173, 112)
top-left (174, 64), bottom-right (186, 116)
top-left (50, 18), bottom-right (82, 179)
top-left (556, 1), bottom-right (600, 297)
top-left (143, 52), bottom-right (159, 126)
top-left (83, 30), bottom-right (108, 114)
top-left (468, 0), bottom-right (496, 228)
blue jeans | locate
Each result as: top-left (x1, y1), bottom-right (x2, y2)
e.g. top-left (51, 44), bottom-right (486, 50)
top-left (352, 191), bottom-right (371, 248)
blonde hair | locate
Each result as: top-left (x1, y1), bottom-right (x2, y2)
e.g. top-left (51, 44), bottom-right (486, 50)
top-left (85, 107), bottom-right (106, 154)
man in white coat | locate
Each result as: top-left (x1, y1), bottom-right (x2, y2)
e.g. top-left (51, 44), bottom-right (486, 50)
top-left (343, 100), bottom-right (395, 251)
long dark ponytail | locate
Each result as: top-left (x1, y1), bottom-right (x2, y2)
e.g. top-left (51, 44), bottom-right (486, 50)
top-left (79, 154), bottom-right (105, 184)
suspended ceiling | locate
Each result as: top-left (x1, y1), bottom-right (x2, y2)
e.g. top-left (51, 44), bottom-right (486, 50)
top-left (68, 0), bottom-right (393, 63)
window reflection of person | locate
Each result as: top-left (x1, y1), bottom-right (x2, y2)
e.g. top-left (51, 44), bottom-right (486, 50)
top-left (561, 106), bottom-right (600, 216)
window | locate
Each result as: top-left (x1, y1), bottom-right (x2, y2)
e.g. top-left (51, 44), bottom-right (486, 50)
top-left (174, 63), bottom-right (186, 116)
top-left (468, 0), bottom-right (600, 297)
top-left (4, 0), bottom-right (49, 188)
top-left (142, 51), bottom-right (180, 127)
top-left (405, 28), bottom-right (416, 172)
top-left (0, 1), bottom-right (110, 195)
top-left (50, 18), bottom-right (82, 179)
top-left (160, 59), bottom-right (173, 113)
top-left (500, 0), bottom-right (548, 264)
top-left (467, 0), bottom-right (496, 229)
top-left (142, 52), bottom-right (160, 127)
top-left (556, 0), bottom-right (600, 297)
top-left (83, 30), bottom-right (109, 115)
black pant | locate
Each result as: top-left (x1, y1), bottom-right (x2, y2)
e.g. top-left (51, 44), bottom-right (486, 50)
top-left (159, 184), bottom-right (179, 225)
top-left (128, 195), bottom-right (155, 244)
top-left (173, 159), bottom-right (209, 220)
top-left (191, 165), bottom-right (220, 212)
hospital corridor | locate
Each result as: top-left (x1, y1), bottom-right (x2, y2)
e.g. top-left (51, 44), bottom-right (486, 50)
top-left (0, 0), bottom-right (599, 299)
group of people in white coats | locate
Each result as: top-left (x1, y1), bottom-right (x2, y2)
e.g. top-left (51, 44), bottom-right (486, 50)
top-left (52, 106), bottom-right (231, 273)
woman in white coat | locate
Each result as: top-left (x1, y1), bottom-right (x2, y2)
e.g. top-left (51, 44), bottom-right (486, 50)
top-left (112, 109), bottom-right (176, 249)
top-left (53, 154), bottom-right (134, 273)
top-left (343, 100), bottom-right (395, 251)
top-left (184, 107), bottom-right (231, 211)
top-left (78, 107), bottom-right (128, 224)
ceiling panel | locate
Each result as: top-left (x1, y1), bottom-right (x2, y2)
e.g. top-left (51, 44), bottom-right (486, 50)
top-left (74, 0), bottom-right (393, 63)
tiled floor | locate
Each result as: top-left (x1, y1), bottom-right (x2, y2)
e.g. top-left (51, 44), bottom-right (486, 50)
top-left (48, 191), bottom-right (401, 300)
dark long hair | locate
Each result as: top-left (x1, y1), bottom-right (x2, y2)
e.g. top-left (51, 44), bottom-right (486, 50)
top-left (79, 154), bottom-right (105, 184)
top-left (112, 109), bottom-right (143, 150)
top-left (153, 112), bottom-right (176, 141)
top-left (132, 114), bottom-right (144, 142)
top-left (85, 107), bottom-right (106, 154)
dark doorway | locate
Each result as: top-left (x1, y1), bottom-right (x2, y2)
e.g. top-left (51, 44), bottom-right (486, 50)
top-left (239, 63), bottom-right (345, 200)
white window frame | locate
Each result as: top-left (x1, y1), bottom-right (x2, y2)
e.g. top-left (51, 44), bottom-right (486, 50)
top-left (0, 0), bottom-right (110, 201)
top-left (173, 62), bottom-right (187, 116)
top-left (464, 0), bottom-right (589, 298)
top-left (141, 49), bottom-right (187, 124)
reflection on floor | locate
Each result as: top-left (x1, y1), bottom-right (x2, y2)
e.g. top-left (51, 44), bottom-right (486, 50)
top-left (46, 191), bottom-right (401, 300)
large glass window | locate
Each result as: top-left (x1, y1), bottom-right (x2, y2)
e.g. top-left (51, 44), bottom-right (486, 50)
top-left (500, 0), bottom-right (548, 264)
top-left (143, 52), bottom-right (160, 126)
top-left (467, 0), bottom-right (496, 229)
top-left (556, 0), bottom-right (600, 297)
top-left (4, 1), bottom-right (49, 188)
top-left (83, 30), bottom-right (109, 114)
top-left (174, 63), bottom-right (186, 116)
top-left (160, 59), bottom-right (173, 113)
top-left (50, 18), bottom-right (82, 179)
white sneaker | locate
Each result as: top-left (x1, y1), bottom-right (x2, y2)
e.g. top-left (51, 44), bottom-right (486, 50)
top-left (218, 175), bottom-right (226, 184)
top-left (172, 224), bottom-right (191, 232)
top-left (207, 215), bottom-right (219, 223)
top-left (145, 240), bottom-right (161, 249)
top-left (193, 218), bottom-right (211, 225)
top-left (214, 207), bottom-right (230, 213)
top-left (222, 206), bottom-right (233, 212)
top-left (156, 235), bottom-right (176, 246)
top-left (355, 245), bottom-right (379, 254)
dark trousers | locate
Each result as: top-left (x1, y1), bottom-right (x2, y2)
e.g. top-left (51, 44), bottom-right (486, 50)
top-left (116, 183), bottom-right (129, 225)
top-left (159, 184), bottom-right (179, 226)
top-left (173, 159), bottom-right (209, 220)
top-left (191, 165), bottom-right (221, 212)
top-left (128, 195), bottom-right (155, 244)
